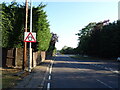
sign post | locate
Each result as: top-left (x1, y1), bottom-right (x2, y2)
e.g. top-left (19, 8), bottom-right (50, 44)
top-left (24, 32), bottom-right (36, 72)
top-left (24, 0), bottom-right (36, 72)
top-left (29, 0), bottom-right (32, 72)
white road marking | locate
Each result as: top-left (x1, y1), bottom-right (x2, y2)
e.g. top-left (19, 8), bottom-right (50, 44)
top-left (91, 63), bottom-right (119, 74)
top-left (40, 63), bottom-right (50, 87)
top-left (49, 60), bottom-right (54, 74)
top-left (48, 75), bottom-right (51, 80)
top-left (105, 67), bottom-right (108, 69)
top-left (78, 69), bottom-right (85, 72)
top-left (96, 79), bottom-right (113, 88)
top-left (47, 83), bottom-right (50, 90)
top-left (49, 64), bottom-right (53, 74)
top-left (46, 60), bottom-right (54, 89)
top-left (67, 61), bottom-right (71, 64)
top-left (112, 70), bottom-right (119, 73)
top-left (51, 60), bottom-right (54, 65)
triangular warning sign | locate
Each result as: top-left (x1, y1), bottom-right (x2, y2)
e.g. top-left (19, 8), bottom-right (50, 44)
top-left (24, 32), bottom-right (36, 42)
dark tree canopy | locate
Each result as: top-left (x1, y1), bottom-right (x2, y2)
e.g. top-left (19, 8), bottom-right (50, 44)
top-left (1, 2), bottom-right (52, 52)
top-left (76, 20), bottom-right (120, 58)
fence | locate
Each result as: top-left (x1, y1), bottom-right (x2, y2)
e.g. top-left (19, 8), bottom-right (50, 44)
top-left (2, 48), bottom-right (43, 68)
top-left (2, 48), bottom-right (15, 67)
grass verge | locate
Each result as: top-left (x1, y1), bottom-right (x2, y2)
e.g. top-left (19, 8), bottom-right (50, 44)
top-left (70, 55), bottom-right (116, 61)
top-left (2, 67), bottom-right (29, 89)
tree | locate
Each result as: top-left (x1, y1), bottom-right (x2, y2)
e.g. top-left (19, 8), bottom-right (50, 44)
top-left (46, 33), bottom-right (58, 57)
top-left (76, 20), bottom-right (120, 58)
top-left (99, 20), bottom-right (120, 57)
top-left (32, 3), bottom-right (51, 51)
top-left (1, 3), bottom-right (13, 48)
top-left (1, 2), bottom-right (52, 51)
top-left (60, 46), bottom-right (76, 54)
top-left (76, 22), bottom-right (96, 55)
top-left (1, 2), bottom-right (25, 48)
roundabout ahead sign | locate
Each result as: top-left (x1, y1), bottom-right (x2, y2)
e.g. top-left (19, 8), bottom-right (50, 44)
top-left (24, 32), bottom-right (36, 42)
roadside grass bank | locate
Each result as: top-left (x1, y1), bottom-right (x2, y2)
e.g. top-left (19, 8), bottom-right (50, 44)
top-left (70, 55), bottom-right (117, 62)
top-left (2, 67), bottom-right (29, 88)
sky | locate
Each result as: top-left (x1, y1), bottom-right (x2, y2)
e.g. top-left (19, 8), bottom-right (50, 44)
top-left (1, 0), bottom-right (119, 50)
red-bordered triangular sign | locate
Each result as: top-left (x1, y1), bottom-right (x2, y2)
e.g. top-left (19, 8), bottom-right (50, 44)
top-left (24, 32), bottom-right (36, 42)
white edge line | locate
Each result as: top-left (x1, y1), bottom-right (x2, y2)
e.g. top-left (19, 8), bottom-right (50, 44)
top-left (49, 65), bottom-right (52, 74)
top-left (49, 60), bottom-right (54, 74)
top-left (48, 75), bottom-right (51, 80)
top-left (47, 83), bottom-right (50, 90)
top-left (96, 79), bottom-right (113, 88)
top-left (40, 62), bottom-right (50, 87)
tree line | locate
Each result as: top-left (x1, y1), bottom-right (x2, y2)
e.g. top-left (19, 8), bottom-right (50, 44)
top-left (1, 1), bottom-right (54, 52)
top-left (76, 20), bottom-right (120, 58)
top-left (60, 46), bottom-right (76, 54)
top-left (60, 20), bottom-right (120, 58)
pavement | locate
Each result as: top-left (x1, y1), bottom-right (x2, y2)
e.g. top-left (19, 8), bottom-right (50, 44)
top-left (14, 59), bottom-right (52, 89)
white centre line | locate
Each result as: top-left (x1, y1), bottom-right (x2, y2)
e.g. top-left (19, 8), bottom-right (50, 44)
top-left (47, 83), bottom-right (50, 90)
top-left (96, 79), bottom-right (113, 88)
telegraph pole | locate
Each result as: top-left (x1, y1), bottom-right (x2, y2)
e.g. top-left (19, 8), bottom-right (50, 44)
top-left (23, 0), bottom-right (28, 70)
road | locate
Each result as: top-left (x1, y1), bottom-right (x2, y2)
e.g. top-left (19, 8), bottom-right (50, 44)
top-left (43, 55), bottom-right (120, 89)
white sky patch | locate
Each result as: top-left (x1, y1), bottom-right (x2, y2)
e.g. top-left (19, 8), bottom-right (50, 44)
top-left (118, 1), bottom-right (120, 20)
top-left (55, 35), bottom-right (78, 50)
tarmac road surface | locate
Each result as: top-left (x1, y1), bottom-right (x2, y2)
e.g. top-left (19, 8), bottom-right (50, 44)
top-left (43, 55), bottom-right (120, 89)
top-left (15, 55), bottom-right (120, 90)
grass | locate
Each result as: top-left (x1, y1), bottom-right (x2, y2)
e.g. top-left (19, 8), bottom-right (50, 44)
top-left (70, 55), bottom-right (116, 61)
top-left (1, 67), bottom-right (29, 89)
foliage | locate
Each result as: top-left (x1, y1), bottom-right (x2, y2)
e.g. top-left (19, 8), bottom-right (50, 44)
top-left (76, 20), bottom-right (120, 58)
top-left (76, 22), bottom-right (96, 55)
top-left (53, 47), bottom-right (57, 55)
top-left (31, 3), bottom-right (51, 51)
top-left (1, 2), bottom-right (25, 48)
top-left (1, 3), bottom-right (13, 48)
top-left (1, 2), bottom-right (51, 51)
top-left (60, 46), bottom-right (76, 54)
top-left (46, 33), bottom-right (58, 57)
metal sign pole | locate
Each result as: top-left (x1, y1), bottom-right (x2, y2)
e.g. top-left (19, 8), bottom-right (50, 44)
top-left (28, 0), bottom-right (32, 72)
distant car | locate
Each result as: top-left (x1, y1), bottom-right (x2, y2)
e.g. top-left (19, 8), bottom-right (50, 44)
top-left (117, 57), bottom-right (120, 61)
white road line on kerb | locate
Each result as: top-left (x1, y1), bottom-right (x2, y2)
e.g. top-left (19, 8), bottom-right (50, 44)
top-left (96, 79), bottom-right (113, 88)
top-left (47, 83), bottom-right (50, 90)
